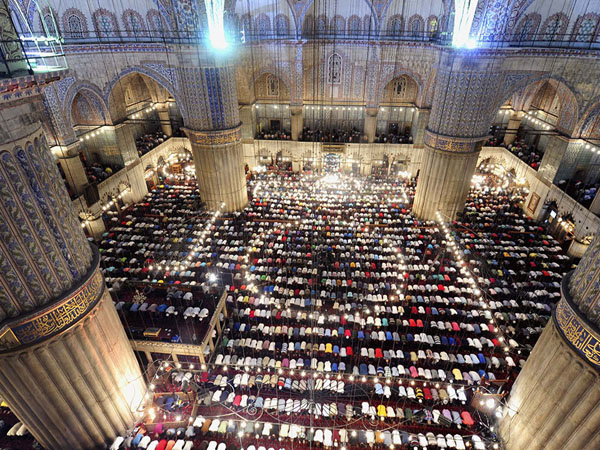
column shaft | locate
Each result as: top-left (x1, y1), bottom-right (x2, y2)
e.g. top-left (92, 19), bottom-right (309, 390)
top-left (410, 108), bottom-right (430, 147)
top-left (156, 103), bottom-right (172, 137)
top-left (537, 136), bottom-right (575, 183)
top-left (413, 133), bottom-right (481, 221)
top-left (0, 92), bottom-right (145, 449)
top-left (364, 107), bottom-right (378, 143)
top-left (57, 151), bottom-right (88, 196)
top-left (290, 106), bottom-right (303, 141)
top-left (187, 128), bottom-right (248, 212)
top-left (239, 105), bottom-right (254, 140)
top-left (178, 59), bottom-right (248, 211)
top-left (0, 283), bottom-right (146, 450)
top-left (504, 111), bottom-right (524, 145)
top-left (500, 251), bottom-right (600, 450)
top-left (412, 51), bottom-right (504, 220)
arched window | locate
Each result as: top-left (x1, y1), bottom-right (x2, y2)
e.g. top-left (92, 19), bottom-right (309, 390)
top-left (93, 9), bottom-right (118, 37)
top-left (348, 15), bottom-right (361, 36)
top-left (317, 15), bottom-right (327, 35)
top-left (266, 75), bottom-right (279, 97)
top-left (241, 14), bottom-right (252, 34)
top-left (67, 14), bottom-right (83, 38)
top-left (408, 15), bottom-right (424, 38)
top-left (43, 13), bottom-right (57, 35)
top-left (332, 16), bottom-right (344, 35)
top-left (147, 11), bottom-right (165, 33)
top-left (574, 16), bottom-right (599, 42)
top-left (123, 11), bottom-right (144, 35)
top-left (440, 15), bottom-right (449, 32)
top-left (256, 14), bottom-right (270, 37)
top-left (328, 53), bottom-right (342, 84)
top-left (393, 77), bottom-right (407, 97)
top-left (98, 16), bottom-right (113, 32)
top-left (519, 17), bottom-right (534, 40)
top-left (514, 14), bottom-right (540, 41)
top-left (387, 16), bottom-right (403, 37)
top-left (302, 14), bottom-right (314, 37)
top-left (542, 14), bottom-right (567, 41)
top-left (275, 15), bottom-right (289, 36)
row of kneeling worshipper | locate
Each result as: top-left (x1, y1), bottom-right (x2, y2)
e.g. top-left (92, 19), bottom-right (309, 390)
top-left (100, 171), bottom-right (567, 450)
top-left (111, 416), bottom-right (488, 449)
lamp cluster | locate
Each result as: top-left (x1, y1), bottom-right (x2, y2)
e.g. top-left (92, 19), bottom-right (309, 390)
top-left (523, 111), bottom-right (552, 131)
top-left (130, 103), bottom-right (158, 120)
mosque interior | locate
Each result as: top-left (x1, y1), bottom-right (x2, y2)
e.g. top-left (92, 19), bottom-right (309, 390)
top-left (0, 1), bottom-right (600, 450)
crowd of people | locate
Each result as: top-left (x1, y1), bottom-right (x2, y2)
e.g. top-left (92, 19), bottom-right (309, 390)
top-left (98, 165), bottom-right (570, 450)
top-left (506, 141), bottom-right (542, 170)
top-left (485, 136), bottom-right (542, 170)
top-left (298, 127), bottom-right (362, 143)
top-left (556, 179), bottom-right (599, 208)
top-left (137, 131), bottom-right (169, 157)
top-left (99, 185), bottom-right (224, 346)
top-left (255, 128), bottom-right (291, 140)
top-left (486, 135), bottom-right (600, 209)
top-left (374, 131), bottom-right (413, 144)
top-left (83, 159), bottom-right (119, 184)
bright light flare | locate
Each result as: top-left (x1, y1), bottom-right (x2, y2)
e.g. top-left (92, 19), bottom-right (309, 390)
top-left (453, 0), bottom-right (479, 48)
top-left (204, 0), bottom-right (228, 50)
top-left (322, 173), bottom-right (341, 185)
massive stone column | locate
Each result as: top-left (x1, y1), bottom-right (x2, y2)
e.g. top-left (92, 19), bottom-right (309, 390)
top-left (413, 51), bottom-right (504, 221)
top-left (156, 102), bottom-right (172, 137)
top-left (290, 106), bottom-right (303, 141)
top-left (239, 104), bottom-right (254, 141)
top-left (364, 107), bottom-right (378, 143)
top-left (178, 55), bottom-right (248, 212)
top-left (411, 108), bottom-right (430, 147)
top-left (43, 84), bottom-right (88, 196)
top-left (54, 142), bottom-right (89, 196)
top-left (0, 83), bottom-right (146, 448)
top-left (408, 108), bottom-right (430, 176)
top-left (503, 110), bottom-right (524, 145)
top-left (537, 135), bottom-right (580, 183)
top-left (499, 235), bottom-right (600, 450)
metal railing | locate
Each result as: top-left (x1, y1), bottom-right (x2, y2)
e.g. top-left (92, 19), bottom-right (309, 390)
top-left (54, 28), bottom-right (600, 51)
top-left (0, 34), bottom-right (67, 78)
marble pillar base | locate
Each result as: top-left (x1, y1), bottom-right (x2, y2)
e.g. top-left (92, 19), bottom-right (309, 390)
top-left (499, 274), bottom-right (600, 450)
top-left (413, 141), bottom-right (480, 221)
top-left (0, 248), bottom-right (146, 450)
top-left (185, 127), bottom-right (248, 212)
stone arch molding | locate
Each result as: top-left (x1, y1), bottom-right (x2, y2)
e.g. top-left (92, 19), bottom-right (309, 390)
top-left (103, 64), bottom-right (184, 121)
top-left (373, 66), bottom-right (424, 107)
top-left (63, 82), bottom-right (110, 131)
top-left (496, 72), bottom-right (582, 135)
top-left (249, 66), bottom-right (294, 101)
top-left (573, 99), bottom-right (600, 138)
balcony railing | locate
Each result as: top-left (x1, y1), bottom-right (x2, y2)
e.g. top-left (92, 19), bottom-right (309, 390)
top-left (0, 34), bottom-right (67, 78)
top-left (56, 29), bottom-right (600, 51)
